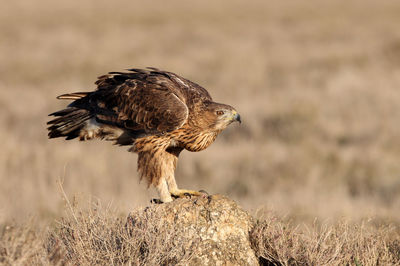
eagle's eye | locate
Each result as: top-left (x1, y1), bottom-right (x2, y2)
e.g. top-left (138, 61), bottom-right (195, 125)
top-left (216, 110), bottom-right (225, 116)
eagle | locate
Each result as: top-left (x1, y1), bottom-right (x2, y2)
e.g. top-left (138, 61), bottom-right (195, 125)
top-left (47, 68), bottom-right (241, 203)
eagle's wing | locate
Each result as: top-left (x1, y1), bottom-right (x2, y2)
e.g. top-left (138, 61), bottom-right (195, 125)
top-left (91, 68), bottom-right (191, 134)
top-left (50, 68), bottom-right (211, 141)
top-left (149, 68), bottom-right (213, 102)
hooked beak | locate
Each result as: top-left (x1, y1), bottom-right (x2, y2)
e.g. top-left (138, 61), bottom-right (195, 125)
top-left (233, 113), bottom-right (241, 124)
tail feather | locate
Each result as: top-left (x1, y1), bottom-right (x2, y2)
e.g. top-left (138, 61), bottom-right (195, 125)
top-left (47, 108), bottom-right (92, 139)
top-left (48, 91), bottom-right (145, 144)
top-left (49, 108), bottom-right (80, 117)
top-left (56, 92), bottom-right (89, 100)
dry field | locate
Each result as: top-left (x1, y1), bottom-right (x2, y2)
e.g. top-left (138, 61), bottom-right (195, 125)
top-left (1, 0), bottom-right (400, 264)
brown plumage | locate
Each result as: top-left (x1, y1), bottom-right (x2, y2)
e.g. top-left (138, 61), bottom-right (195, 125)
top-left (47, 68), bottom-right (241, 202)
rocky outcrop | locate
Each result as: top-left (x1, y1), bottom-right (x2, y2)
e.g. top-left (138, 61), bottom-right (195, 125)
top-left (127, 194), bottom-right (258, 265)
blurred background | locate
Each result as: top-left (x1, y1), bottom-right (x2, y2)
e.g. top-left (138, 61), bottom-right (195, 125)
top-left (1, 0), bottom-right (400, 227)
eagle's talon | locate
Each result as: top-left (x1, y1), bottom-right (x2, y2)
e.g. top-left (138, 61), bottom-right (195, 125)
top-left (150, 198), bottom-right (163, 204)
top-left (170, 189), bottom-right (208, 199)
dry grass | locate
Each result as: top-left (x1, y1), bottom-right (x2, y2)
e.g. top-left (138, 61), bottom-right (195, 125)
top-left (1, 0), bottom-right (400, 264)
top-left (1, 200), bottom-right (399, 265)
top-left (45, 203), bottom-right (198, 265)
top-left (251, 213), bottom-right (400, 265)
top-left (0, 203), bottom-right (198, 265)
top-left (0, 222), bottom-right (46, 265)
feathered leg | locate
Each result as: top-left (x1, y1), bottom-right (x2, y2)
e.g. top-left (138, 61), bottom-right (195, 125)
top-left (156, 178), bottom-right (173, 203)
top-left (136, 148), bottom-right (174, 203)
top-left (165, 148), bottom-right (208, 199)
top-left (136, 143), bottom-right (206, 203)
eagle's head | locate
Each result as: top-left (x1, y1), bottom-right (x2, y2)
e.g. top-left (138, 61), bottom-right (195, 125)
top-left (204, 102), bottom-right (241, 131)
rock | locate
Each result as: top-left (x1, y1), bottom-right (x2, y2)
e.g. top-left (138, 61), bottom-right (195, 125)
top-left (126, 194), bottom-right (258, 265)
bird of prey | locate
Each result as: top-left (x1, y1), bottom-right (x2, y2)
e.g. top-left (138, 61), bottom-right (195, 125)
top-left (47, 68), bottom-right (241, 203)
